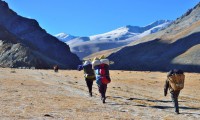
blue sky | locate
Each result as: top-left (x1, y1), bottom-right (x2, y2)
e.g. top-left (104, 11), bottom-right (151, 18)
top-left (4, 0), bottom-right (200, 36)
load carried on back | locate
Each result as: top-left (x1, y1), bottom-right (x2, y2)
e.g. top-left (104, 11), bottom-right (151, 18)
top-left (78, 60), bottom-right (95, 81)
top-left (92, 55), bottom-right (111, 103)
top-left (164, 69), bottom-right (185, 114)
top-left (77, 60), bottom-right (95, 97)
top-left (92, 56), bottom-right (111, 85)
top-left (167, 69), bottom-right (185, 91)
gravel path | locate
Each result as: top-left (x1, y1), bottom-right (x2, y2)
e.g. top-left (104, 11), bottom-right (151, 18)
top-left (0, 68), bottom-right (199, 120)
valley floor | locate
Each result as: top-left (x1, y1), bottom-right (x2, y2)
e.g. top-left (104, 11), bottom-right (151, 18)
top-left (0, 68), bottom-right (200, 120)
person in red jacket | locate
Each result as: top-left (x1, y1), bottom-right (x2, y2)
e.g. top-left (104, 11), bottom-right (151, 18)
top-left (92, 56), bottom-right (111, 103)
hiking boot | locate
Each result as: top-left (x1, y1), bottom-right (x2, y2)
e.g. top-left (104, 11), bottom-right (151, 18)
top-left (89, 92), bottom-right (92, 97)
top-left (175, 111), bottom-right (180, 114)
top-left (102, 97), bottom-right (106, 104)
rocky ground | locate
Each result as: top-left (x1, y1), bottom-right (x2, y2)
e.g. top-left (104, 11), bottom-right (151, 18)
top-left (0, 68), bottom-right (200, 120)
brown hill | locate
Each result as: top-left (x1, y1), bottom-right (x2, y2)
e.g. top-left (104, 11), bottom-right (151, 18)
top-left (108, 2), bottom-right (200, 72)
top-left (84, 47), bottom-right (122, 60)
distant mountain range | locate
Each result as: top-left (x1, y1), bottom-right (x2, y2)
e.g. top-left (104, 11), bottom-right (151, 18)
top-left (108, 2), bottom-right (200, 72)
top-left (0, 0), bottom-right (81, 69)
top-left (56, 20), bottom-right (172, 59)
top-left (2, 0), bottom-right (199, 72)
top-left (89, 20), bottom-right (172, 41)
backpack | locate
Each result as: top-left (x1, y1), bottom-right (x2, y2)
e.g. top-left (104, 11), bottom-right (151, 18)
top-left (99, 62), bottom-right (111, 84)
top-left (95, 64), bottom-right (111, 85)
top-left (168, 69), bottom-right (185, 91)
top-left (93, 58), bottom-right (111, 85)
top-left (83, 64), bottom-right (95, 81)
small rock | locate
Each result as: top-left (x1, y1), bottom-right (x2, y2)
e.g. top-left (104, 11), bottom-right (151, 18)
top-left (119, 108), bottom-right (128, 112)
top-left (44, 114), bottom-right (54, 118)
top-left (10, 71), bottom-right (16, 73)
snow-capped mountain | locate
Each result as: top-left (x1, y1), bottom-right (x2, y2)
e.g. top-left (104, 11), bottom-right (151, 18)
top-left (55, 20), bottom-right (172, 59)
top-left (55, 33), bottom-right (77, 42)
top-left (90, 20), bottom-right (172, 42)
top-left (108, 2), bottom-right (200, 72)
top-left (126, 20), bottom-right (172, 41)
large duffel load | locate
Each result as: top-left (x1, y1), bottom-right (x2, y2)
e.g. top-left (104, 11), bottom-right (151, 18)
top-left (100, 59), bottom-right (109, 65)
top-left (168, 69), bottom-right (185, 91)
top-left (92, 57), bottom-right (111, 85)
top-left (83, 60), bottom-right (95, 80)
top-left (92, 57), bottom-right (101, 67)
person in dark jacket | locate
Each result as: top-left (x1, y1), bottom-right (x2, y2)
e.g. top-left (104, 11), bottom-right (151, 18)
top-left (78, 60), bottom-right (95, 97)
top-left (53, 65), bottom-right (59, 72)
top-left (164, 69), bottom-right (184, 114)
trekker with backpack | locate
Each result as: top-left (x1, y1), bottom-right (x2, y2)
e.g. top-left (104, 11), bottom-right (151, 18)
top-left (78, 60), bottom-right (95, 97)
top-left (53, 65), bottom-right (59, 72)
top-left (92, 56), bottom-right (111, 103)
top-left (164, 69), bottom-right (185, 114)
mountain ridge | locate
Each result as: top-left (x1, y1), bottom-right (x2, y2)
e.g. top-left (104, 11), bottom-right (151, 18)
top-left (56, 20), bottom-right (172, 59)
top-left (108, 2), bottom-right (200, 72)
top-left (0, 0), bottom-right (81, 69)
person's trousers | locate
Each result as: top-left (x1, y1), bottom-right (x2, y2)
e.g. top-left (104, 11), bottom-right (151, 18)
top-left (98, 84), bottom-right (107, 98)
top-left (85, 78), bottom-right (93, 93)
top-left (171, 91), bottom-right (180, 112)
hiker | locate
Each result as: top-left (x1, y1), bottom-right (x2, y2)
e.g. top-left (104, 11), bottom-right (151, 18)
top-left (53, 65), bottom-right (59, 72)
top-left (78, 60), bottom-right (95, 97)
top-left (164, 69), bottom-right (185, 114)
top-left (92, 56), bottom-right (111, 103)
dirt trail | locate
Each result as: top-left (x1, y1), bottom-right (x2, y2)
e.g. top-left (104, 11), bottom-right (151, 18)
top-left (0, 68), bottom-right (200, 120)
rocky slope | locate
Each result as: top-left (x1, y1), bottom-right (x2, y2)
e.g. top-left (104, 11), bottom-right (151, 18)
top-left (0, 25), bottom-right (49, 68)
top-left (0, 1), bottom-right (81, 69)
top-left (108, 2), bottom-right (200, 72)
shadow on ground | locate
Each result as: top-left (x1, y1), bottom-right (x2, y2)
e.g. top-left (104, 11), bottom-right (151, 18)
top-left (126, 97), bottom-right (185, 103)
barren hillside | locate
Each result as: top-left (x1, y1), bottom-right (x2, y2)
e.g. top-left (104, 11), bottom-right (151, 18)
top-left (108, 2), bottom-right (200, 72)
top-left (0, 1), bottom-right (81, 69)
